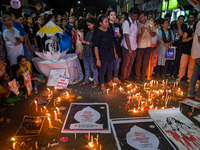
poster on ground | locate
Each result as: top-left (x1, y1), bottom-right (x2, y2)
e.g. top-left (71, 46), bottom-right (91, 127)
top-left (30, 94), bottom-right (53, 106)
top-left (23, 70), bottom-right (32, 95)
top-left (15, 116), bottom-right (45, 137)
top-left (55, 75), bottom-right (69, 89)
top-left (111, 118), bottom-right (176, 150)
top-left (149, 108), bottom-right (200, 150)
top-left (61, 103), bottom-right (111, 133)
top-left (47, 69), bottom-right (65, 86)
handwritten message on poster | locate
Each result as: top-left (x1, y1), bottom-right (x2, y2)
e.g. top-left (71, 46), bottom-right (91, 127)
top-left (23, 70), bottom-right (32, 95)
top-left (8, 79), bottom-right (19, 95)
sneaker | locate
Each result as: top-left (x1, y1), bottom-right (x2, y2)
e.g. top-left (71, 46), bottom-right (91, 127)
top-left (176, 78), bottom-right (181, 82)
top-left (113, 78), bottom-right (121, 84)
top-left (89, 77), bottom-right (94, 82)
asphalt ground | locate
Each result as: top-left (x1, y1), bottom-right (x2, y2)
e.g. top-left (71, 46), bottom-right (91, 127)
top-left (0, 77), bottom-right (193, 150)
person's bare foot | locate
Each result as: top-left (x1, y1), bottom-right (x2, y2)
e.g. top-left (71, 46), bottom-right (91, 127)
top-left (107, 82), bottom-right (112, 87)
top-left (92, 83), bottom-right (99, 88)
top-left (100, 84), bottom-right (106, 92)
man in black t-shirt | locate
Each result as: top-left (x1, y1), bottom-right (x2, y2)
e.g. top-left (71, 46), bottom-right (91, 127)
top-left (171, 15), bottom-right (187, 79)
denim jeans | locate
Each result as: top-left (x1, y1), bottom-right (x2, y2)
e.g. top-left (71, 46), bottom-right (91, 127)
top-left (113, 58), bottom-right (121, 78)
top-left (99, 59), bottom-right (114, 84)
top-left (189, 58), bottom-right (200, 98)
top-left (83, 56), bottom-right (98, 84)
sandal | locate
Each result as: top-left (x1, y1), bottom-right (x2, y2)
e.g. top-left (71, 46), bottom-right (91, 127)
top-left (92, 83), bottom-right (99, 88)
top-left (79, 82), bottom-right (89, 86)
top-left (100, 84), bottom-right (106, 92)
top-left (0, 117), bottom-right (11, 124)
top-left (107, 82), bottom-right (113, 87)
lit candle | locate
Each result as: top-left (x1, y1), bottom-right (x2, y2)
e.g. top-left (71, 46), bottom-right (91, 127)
top-left (173, 82), bottom-right (176, 88)
top-left (13, 142), bottom-right (16, 149)
top-left (91, 135), bottom-right (93, 143)
top-left (156, 81), bottom-right (158, 87)
top-left (48, 117), bottom-right (53, 128)
top-left (66, 92), bottom-right (70, 98)
top-left (74, 130), bottom-right (76, 140)
top-left (35, 141), bottom-right (38, 149)
top-left (113, 83), bottom-right (116, 91)
top-left (47, 88), bottom-right (50, 93)
top-left (96, 134), bottom-right (99, 145)
top-left (100, 144), bottom-right (102, 150)
top-left (48, 94), bottom-right (51, 99)
top-left (166, 79), bottom-right (168, 86)
top-left (144, 83), bottom-right (147, 89)
top-left (43, 106), bottom-right (46, 112)
top-left (56, 107), bottom-right (61, 115)
top-left (54, 111), bottom-right (58, 120)
top-left (88, 131), bottom-right (90, 141)
top-left (34, 100), bottom-right (38, 112)
top-left (57, 97), bottom-right (61, 103)
top-left (107, 89), bottom-right (110, 95)
top-left (119, 86), bottom-right (123, 91)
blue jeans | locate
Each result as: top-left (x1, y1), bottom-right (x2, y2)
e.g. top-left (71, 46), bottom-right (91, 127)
top-left (113, 58), bottom-right (121, 78)
top-left (83, 56), bottom-right (98, 84)
top-left (189, 58), bottom-right (200, 98)
top-left (99, 59), bottom-right (114, 84)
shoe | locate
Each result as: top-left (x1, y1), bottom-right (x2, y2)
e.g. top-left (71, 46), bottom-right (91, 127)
top-left (79, 82), bottom-right (89, 86)
top-left (92, 83), bottom-right (99, 88)
top-left (113, 78), bottom-right (121, 84)
top-left (89, 77), bottom-right (94, 82)
top-left (135, 77), bottom-right (140, 82)
top-left (176, 78), bottom-right (181, 82)
top-left (100, 84), bottom-right (106, 92)
top-left (107, 82), bottom-right (113, 87)
top-left (187, 79), bottom-right (190, 83)
top-left (187, 95), bottom-right (195, 98)
top-left (195, 97), bottom-right (200, 101)
top-left (162, 75), bottom-right (166, 79)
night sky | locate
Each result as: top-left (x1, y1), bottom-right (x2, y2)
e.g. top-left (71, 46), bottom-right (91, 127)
top-left (46, 0), bottom-right (115, 14)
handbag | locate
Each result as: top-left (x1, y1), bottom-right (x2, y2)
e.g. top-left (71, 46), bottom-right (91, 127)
top-left (165, 46), bottom-right (176, 60)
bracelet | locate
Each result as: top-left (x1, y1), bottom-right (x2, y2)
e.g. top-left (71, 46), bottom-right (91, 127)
top-left (97, 59), bottom-right (100, 60)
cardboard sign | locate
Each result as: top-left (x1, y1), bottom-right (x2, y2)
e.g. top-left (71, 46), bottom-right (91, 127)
top-left (149, 108), bottom-right (200, 150)
top-left (55, 75), bottom-right (69, 89)
top-left (15, 116), bottom-right (45, 137)
top-left (61, 103), bottom-right (111, 133)
top-left (111, 118), bottom-right (176, 150)
top-left (23, 70), bottom-right (32, 95)
top-left (47, 69), bottom-right (65, 86)
top-left (8, 79), bottom-right (19, 95)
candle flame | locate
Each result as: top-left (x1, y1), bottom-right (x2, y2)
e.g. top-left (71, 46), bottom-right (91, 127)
top-left (88, 142), bottom-right (94, 147)
top-left (66, 92), bottom-right (69, 97)
top-left (47, 88), bottom-right (50, 92)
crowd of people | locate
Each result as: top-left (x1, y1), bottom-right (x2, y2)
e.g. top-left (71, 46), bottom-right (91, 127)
top-left (0, 6), bottom-right (200, 123)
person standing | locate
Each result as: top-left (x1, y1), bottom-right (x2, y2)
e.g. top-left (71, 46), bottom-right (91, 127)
top-left (188, 20), bottom-right (200, 101)
top-left (108, 10), bottom-right (122, 83)
top-left (135, 11), bottom-right (156, 81)
top-left (93, 16), bottom-right (118, 91)
top-left (177, 13), bottom-right (196, 82)
top-left (171, 15), bottom-right (187, 79)
top-left (121, 7), bottom-right (140, 82)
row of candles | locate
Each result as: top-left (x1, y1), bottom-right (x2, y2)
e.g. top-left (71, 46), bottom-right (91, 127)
top-left (108, 79), bottom-right (185, 113)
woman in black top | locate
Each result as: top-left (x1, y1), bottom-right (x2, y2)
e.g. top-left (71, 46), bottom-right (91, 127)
top-left (93, 15), bottom-right (118, 92)
top-left (108, 10), bottom-right (122, 84)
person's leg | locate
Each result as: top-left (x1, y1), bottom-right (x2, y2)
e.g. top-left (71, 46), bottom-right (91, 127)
top-left (126, 50), bottom-right (136, 78)
top-left (142, 47), bottom-right (152, 78)
top-left (121, 47), bottom-right (130, 79)
top-left (99, 60), bottom-right (107, 84)
top-left (189, 59), bottom-right (200, 96)
top-left (173, 46), bottom-right (182, 78)
top-left (113, 58), bottom-right (121, 78)
top-left (187, 56), bottom-right (195, 80)
top-left (106, 59), bottom-right (114, 83)
top-left (135, 48), bottom-right (144, 78)
top-left (83, 56), bottom-right (90, 83)
top-left (178, 54), bottom-right (189, 80)
top-left (88, 56), bottom-right (98, 84)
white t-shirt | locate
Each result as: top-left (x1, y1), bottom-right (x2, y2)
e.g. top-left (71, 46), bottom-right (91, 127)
top-left (121, 17), bottom-right (138, 51)
top-left (191, 21), bottom-right (200, 59)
